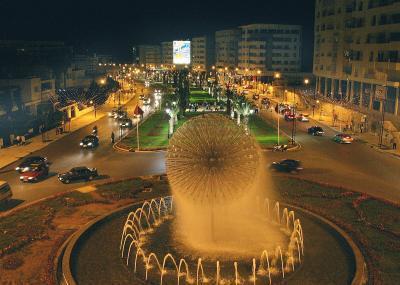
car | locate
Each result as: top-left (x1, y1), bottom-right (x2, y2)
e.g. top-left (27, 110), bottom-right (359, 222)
top-left (297, 114), bottom-right (310, 122)
top-left (120, 118), bottom-right (133, 128)
top-left (15, 156), bottom-right (48, 173)
top-left (261, 98), bottom-right (270, 105)
top-left (0, 180), bottom-right (12, 204)
top-left (284, 113), bottom-right (296, 121)
top-left (308, 126), bottom-right (325, 136)
top-left (58, 167), bottom-right (98, 184)
top-left (108, 108), bottom-right (118, 118)
top-left (271, 159), bottom-right (303, 173)
top-left (333, 133), bottom-right (354, 144)
top-left (113, 110), bottom-right (127, 119)
top-left (19, 163), bottom-right (49, 182)
top-left (80, 135), bottom-right (99, 148)
top-left (252, 94), bottom-right (260, 100)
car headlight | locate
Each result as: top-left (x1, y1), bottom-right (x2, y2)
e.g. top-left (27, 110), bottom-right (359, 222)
top-left (28, 177), bottom-right (34, 180)
top-left (88, 142), bottom-right (93, 146)
top-left (15, 167), bottom-right (20, 170)
top-left (80, 142), bottom-right (83, 146)
top-left (19, 176), bottom-right (24, 179)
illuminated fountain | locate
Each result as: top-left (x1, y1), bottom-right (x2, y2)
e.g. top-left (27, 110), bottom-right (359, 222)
top-left (120, 114), bottom-right (304, 284)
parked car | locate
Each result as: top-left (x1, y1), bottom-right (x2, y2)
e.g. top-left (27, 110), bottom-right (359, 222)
top-left (139, 95), bottom-right (145, 101)
top-left (19, 163), bottom-right (49, 182)
top-left (308, 126), bottom-right (325, 136)
top-left (58, 167), bottom-right (98, 184)
top-left (120, 118), bottom-right (133, 128)
top-left (114, 110), bottom-right (127, 119)
top-left (0, 180), bottom-right (12, 204)
top-left (271, 159), bottom-right (303, 173)
top-left (333, 134), bottom-right (354, 144)
top-left (15, 156), bottom-right (48, 173)
top-left (297, 114), bottom-right (310, 122)
top-left (80, 135), bottom-right (99, 149)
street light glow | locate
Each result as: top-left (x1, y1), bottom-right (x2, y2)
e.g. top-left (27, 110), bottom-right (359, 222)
top-left (304, 78), bottom-right (310, 84)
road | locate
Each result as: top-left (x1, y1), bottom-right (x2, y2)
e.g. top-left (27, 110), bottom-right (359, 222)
top-left (0, 87), bottom-right (166, 211)
top-left (259, 106), bottom-right (400, 203)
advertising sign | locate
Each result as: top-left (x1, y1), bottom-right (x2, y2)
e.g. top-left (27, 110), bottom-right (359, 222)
top-left (173, 41), bottom-right (191, 65)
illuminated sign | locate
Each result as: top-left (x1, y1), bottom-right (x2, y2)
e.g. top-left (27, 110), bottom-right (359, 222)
top-left (173, 41), bottom-right (191, 65)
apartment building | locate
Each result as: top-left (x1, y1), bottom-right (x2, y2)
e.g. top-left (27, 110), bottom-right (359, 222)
top-left (238, 24), bottom-right (302, 76)
top-left (314, 0), bottom-right (400, 115)
top-left (215, 29), bottom-right (241, 68)
top-left (137, 45), bottom-right (161, 66)
top-left (191, 36), bottom-right (215, 71)
top-left (161, 41), bottom-right (173, 66)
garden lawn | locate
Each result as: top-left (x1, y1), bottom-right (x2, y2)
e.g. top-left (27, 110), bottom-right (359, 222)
top-left (121, 112), bottom-right (199, 150)
top-left (189, 88), bottom-right (216, 103)
top-left (248, 115), bottom-right (288, 147)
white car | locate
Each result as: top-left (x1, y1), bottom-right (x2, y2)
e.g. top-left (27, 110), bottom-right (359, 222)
top-left (297, 114), bottom-right (310, 122)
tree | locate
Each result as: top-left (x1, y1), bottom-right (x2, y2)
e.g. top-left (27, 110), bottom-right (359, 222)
top-left (177, 70), bottom-right (189, 115)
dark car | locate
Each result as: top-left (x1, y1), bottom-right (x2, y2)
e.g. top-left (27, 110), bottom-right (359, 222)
top-left (19, 163), bottom-right (49, 182)
top-left (271, 159), bottom-right (303, 173)
top-left (58, 167), bottom-right (98, 184)
top-left (15, 156), bottom-right (48, 173)
top-left (80, 135), bottom-right (99, 149)
top-left (284, 113), bottom-right (296, 121)
top-left (119, 118), bottom-right (133, 128)
top-left (308, 126), bottom-right (325, 136)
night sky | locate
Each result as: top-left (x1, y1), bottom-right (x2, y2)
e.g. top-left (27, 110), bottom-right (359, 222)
top-left (0, 0), bottom-right (315, 69)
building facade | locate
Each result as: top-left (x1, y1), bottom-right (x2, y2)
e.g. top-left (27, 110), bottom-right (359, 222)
top-left (215, 29), bottom-right (241, 68)
top-left (314, 0), bottom-right (400, 115)
top-left (137, 45), bottom-right (161, 66)
top-left (238, 24), bottom-right (302, 76)
top-left (161, 41), bottom-right (173, 66)
top-left (191, 36), bottom-right (215, 71)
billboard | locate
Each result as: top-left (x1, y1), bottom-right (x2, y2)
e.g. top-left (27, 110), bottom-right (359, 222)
top-left (173, 41), bottom-right (191, 65)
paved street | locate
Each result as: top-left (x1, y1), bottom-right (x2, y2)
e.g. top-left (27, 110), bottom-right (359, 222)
top-left (0, 87), bottom-right (166, 210)
top-left (260, 108), bottom-right (400, 203)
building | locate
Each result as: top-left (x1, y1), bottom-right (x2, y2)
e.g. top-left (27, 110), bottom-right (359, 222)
top-left (137, 45), bottom-right (161, 66)
top-left (314, 0), bottom-right (400, 116)
top-left (0, 77), bottom-right (55, 115)
top-left (191, 36), bottom-right (215, 71)
top-left (161, 41), bottom-right (173, 67)
top-left (215, 29), bottom-right (241, 69)
top-left (238, 24), bottom-right (302, 76)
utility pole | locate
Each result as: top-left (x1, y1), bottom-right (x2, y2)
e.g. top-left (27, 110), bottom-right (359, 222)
top-left (136, 119), bottom-right (140, 151)
top-left (291, 87), bottom-right (297, 145)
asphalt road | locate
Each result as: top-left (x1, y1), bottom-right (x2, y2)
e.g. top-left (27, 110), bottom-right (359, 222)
top-left (0, 87), bottom-right (166, 211)
top-left (259, 107), bottom-right (400, 203)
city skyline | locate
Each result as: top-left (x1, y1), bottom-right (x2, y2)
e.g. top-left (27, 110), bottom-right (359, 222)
top-left (0, 0), bottom-right (315, 67)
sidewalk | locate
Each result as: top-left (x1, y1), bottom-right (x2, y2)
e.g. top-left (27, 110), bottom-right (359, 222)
top-left (0, 95), bottom-right (134, 171)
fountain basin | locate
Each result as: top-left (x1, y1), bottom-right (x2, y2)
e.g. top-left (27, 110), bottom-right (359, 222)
top-left (60, 198), bottom-right (365, 285)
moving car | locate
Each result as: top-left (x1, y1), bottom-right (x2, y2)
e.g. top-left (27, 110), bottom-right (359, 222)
top-left (108, 108), bottom-right (118, 118)
top-left (80, 135), bottom-right (99, 149)
top-left (271, 159), bottom-right (303, 173)
top-left (15, 156), bottom-right (48, 173)
top-left (308, 126), bottom-right (325, 136)
top-left (333, 134), bottom-right (354, 144)
top-left (120, 118), bottom-right (133, 128)
top-left (113, 110), bottom-right (127, 119)
top-left (0, 181), bottom-right (12, 204)
top-left (297, 114), bottom-right (310, 122)
top-left (19, 163), bottom-right (49, 182)
top-left (58, 167), bottom-right (98, 184)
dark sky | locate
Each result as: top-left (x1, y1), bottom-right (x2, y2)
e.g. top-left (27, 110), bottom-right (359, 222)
top-left (0, 0), bottom-right (315, 69)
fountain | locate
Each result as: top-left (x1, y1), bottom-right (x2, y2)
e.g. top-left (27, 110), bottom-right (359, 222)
top-left (120, 114), bottom-right (305, 284)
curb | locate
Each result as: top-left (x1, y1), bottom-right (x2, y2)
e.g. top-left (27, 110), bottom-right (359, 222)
top-left (60, 198), bottom-right (367, 285)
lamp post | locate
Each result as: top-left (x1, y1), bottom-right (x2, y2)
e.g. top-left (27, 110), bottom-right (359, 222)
top-left (90, 100), bottom-right (96, 118)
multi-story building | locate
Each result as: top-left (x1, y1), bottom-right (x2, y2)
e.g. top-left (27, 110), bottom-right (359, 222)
top-left (215, 29), bottom-right (241, 69)
top-left (137, 45), bottom-right (161, 66)
top-left (191, 36), bottom-right (215, 71)
top-left (161, 41), bottom-right (173, 67)
top-left (238, 24), bottom-right (302, 76)
top-left (0, 77), bottom-right (55, 115)
top-left (314, 0), bottom-right (400, 115)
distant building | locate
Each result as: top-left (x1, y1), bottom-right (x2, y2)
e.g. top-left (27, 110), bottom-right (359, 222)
top-left (161, 41), bottom-right (173, 67)
top-left (137, 45), bottom-right (161, 66)
top-left (238, 24), bottom-right (302, 76)
top-left (314, 0), bottom-right (400, 115)
top-left (215, 29), bottom-right (241, 69)
top-left (0, 77), bottom-right (55, 116)
top-left (191, 36), bottom-right (215, 71)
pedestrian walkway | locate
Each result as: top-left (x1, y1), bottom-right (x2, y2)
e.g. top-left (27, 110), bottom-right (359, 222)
top-left (0, 95), bottom-right (134, 171)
